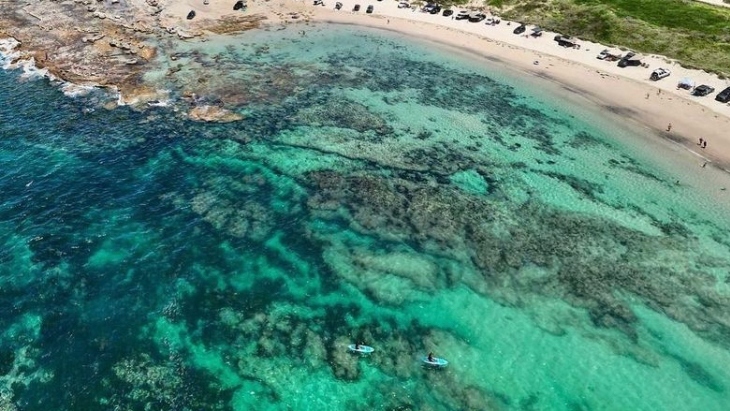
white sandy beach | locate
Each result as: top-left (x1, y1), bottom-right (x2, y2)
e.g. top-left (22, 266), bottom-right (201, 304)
top-left (161, 0), bottom-right (730, 169)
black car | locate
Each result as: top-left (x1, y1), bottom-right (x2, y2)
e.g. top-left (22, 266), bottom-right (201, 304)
top-left (353, 4), bottom-right (360, 11)
top-left (366, 4), bottom-right (374, 13)
top-left (442, 9), bottom-right (453, 17)
top-left (468, 13), bottom-right (486, 22)
top-left (513, 24), bottom-right (526, 35)
top-left (692, 85), bottom-right (715, 97)
top-left (715, 86), bottom-right (730, 103)
top-left (429, 5), bottom-right (441, 14)
top-left (618, 52), bottom-right (641, 68)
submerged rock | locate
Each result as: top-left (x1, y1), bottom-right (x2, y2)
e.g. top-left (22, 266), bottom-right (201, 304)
top-left (188, 105), bottom-right (243, 122)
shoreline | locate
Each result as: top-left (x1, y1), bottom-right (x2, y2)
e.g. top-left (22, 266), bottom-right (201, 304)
top-left (2, 0), bottom-right (730, 170)
top-left (300, 0), bottom-right (730, 173)
top-left (293, 1), bottom-right (730, 171)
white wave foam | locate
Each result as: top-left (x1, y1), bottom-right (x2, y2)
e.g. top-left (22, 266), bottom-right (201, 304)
top-left (0, 38), bottom-right (21, 69)
top-left (147, 95), bottom-right (174, 107)
top-left (16, 57), bottom-right (52, 80)
top-left (60, 82), bottom-right (96, 98)
top-left (0, 38), bottom-right (52, 80)
top-left (0, 37), bottom-right (172, 106)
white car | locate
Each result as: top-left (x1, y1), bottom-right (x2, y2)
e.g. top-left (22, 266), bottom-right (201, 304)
top-left (650, 68), bottom-right (671, 81)
top-left (455, 10), bottom-right (469, 20)
top-left (398, 2), bottom-right (409, 8)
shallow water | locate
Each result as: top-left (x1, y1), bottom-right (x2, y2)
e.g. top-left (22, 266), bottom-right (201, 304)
top-left (1, 24), bottom-right (729, 411)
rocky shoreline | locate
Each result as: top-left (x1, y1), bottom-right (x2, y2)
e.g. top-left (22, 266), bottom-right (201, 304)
top-left (0, 0), bottom-right (280, 121)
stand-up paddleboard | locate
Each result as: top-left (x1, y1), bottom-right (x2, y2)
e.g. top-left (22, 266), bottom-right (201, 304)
top-left (422, 356), bottom-right (448, 368)
top-left (348, 344), bottom-right (375, 354)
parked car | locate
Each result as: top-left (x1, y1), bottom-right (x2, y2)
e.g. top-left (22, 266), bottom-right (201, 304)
top-left (313, 0), bottom-right (323, 5)
top-left (422, 4), bottom-right (436, 12)
top-left (618, 52), bottom-right (642, 67)
top-left (429, 5), bottom-right (441, 14)
top-left (554, 35), bottom-right (580, 49)
top-left (335, 1), bottom-right (342, 9)
top-left (596, 49), bottom-right (622, 61)
top-left (513, 24), bottom-right (526, 35)
top-left (468, 12), bottom-right (486, 22)
top-left (596, 49), bottom-right (623, 61)
top-left (650, 68), bottom-right (671, 81)
top-left (397, 2), bottom-right (409, 8)
top-left (715, 86), bottom-right (730, 103)
top-left (455, 10), bottom-right (469, 20)
top-left (442, 9), bottom-right (453, 17)
top-left (366, 4), bottom-right (373, 13)
top-left (530, 26), bottom-right (543, 37)
top-left (692, 85), bottom-right (715, 97)
top-left (353, 4), bottom-right (360, 11)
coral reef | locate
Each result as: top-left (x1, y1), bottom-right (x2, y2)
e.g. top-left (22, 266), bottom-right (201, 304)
top-left (304, 170), bottom-right (730, 350)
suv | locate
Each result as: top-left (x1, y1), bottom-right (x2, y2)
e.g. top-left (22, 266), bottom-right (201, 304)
top-left (650, 68), bottom-right (670, 81)
top-left (692, 85), bottom-right (715, 97)
top-left (597, 49), bottom-right (609, 60)
top-left (715, 86), bottom-right (730, 103)
top-left (468, 12), bottom-right (486, 22)
top-left (618, 52), bottom-right (641, 68)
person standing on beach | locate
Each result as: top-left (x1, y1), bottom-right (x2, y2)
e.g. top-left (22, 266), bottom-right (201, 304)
top-left (702, 140), bottom-right (707, 149)
top-left (699, 137), bottom-right (704, 146)
top-left (666, 123), bottom-right (672, 132)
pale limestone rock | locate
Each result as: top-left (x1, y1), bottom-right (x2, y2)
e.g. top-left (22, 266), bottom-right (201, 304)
top-left (188, 105), bottom-right (243, 123)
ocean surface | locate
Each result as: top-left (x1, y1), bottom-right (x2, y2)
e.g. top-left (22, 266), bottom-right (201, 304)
top-left (1, 24), bottom-right (729, 411)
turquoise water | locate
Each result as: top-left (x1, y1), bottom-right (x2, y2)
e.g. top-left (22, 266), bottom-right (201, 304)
top-left (1, 24), bottom-right (730, 410)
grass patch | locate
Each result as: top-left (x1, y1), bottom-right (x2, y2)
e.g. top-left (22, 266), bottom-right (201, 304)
top-left (497, 0), bottom-right (730, 75)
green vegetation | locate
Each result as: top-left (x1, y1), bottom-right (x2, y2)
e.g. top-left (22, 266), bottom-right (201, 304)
top-left (493, 0), bottom-right (730, 75)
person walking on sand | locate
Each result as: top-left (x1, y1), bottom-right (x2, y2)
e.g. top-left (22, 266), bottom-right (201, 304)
top-left (702, 140), bottom-right (707, 149)
top-left (699, 137), bottom-right (704, 146)
top-left (666, 123), bottom-right (672, 132)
